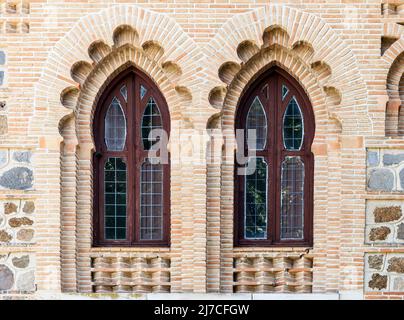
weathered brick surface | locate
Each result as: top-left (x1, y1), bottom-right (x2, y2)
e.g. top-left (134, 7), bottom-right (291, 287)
top-left (0, 0), bottom-right (403, 299)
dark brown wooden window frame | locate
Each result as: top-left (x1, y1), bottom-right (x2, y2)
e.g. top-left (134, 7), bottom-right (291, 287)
top-left (234, 66), bottom-right (315, 247)
top-left (93, 67), bottom-right (170, 247)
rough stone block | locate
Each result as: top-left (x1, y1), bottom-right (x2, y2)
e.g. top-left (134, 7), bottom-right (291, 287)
top-left (400, 169), bottom-right (404, 190)
top-left (0, 264), bottom-right (14, 290)
top-left (4, 202), bottom-right (17, 215)
top-left (0, 115), bottom-right (7, 135)
top-left (387, 257), bottom-right (404, 273)
top-left (12, 151), bottom-right (32, 163)
top-left (0, 230), bottom-right (12, 243)
top-left (0, 167), bottom-right (33, 190)
top-left (383, 153), bottom-right (404, 166)
top-left (8, 217), bottom-right (33, 228)
top-left (391, 276), bottom-right (404, 291)
top-left (12, 256), bottom-right (30, 269)
top-left (374, 206), bottom-right (402, 222)
top-left (368, 273), bottom-right (387, 290)
top-left (368, 169), bottom-right (394, 191)
top-left (16, 270), bottom-right (35, 291)
top-left (22, 201), bottom-right (35, 214)
top-left (369, 226), bottom-right (391, 241)
top-left (0, 151), bottom-right (7, 168)
top-left (367, 151), bottom-right (379, 167)
top-left (17, 229), bottom-right (34, 242)
top-left (368, 255), bottom-right (384, 270)
top-left (397, 223), bottom-right (404, 240)
top-left (0, 51), bottom-right (5, 65)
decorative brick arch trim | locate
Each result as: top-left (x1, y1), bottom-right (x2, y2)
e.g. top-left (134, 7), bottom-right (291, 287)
top-left (383, 38), bottom-right (404, 136)
top-left (71, 44), bottom-right (187, 145)
top-left (383, 22), bottom-right (404, 41)
top-left (215, 46), bottom-right (334, 293)
top-left (204, 4), bottom-right (369, 135)
top-left (33, 5), bottom-right (202, 293)
top-left (33, 5), bottom-right (200, 137)
top-left (221, 46), bottom-right (329, 133)
top-left (202, 5), bottom-right (367, 293)
top-left (384, 40), bottom-right (404, 102)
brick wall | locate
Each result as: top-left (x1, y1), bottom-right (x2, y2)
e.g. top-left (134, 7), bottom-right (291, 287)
top-left (0, 0), bottom-right (403, 299)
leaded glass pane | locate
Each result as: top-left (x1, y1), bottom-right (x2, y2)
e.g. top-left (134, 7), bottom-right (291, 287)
top-left (141, 97), bottom-right (162, 151)
top-left (120, 85), bottom-right (127, 102)
top-left (140, 85), bottom-right (147, 100)
top-left (244, 158), bottom-right (268, 239)
top-left (282, 84), bottom-right (289, 101)
top-left (140, 159), bottom-right (163, 240)
top-left (283, 96), bottom-right (304, 151)
top-left (246, 97), bottom-right (267, 150)
top-left (104, 97), bottom-right (126, 151)
top-left (104, 157), bottom-right (127, 240)
top-left (280, 157), bottom-right (304, 240)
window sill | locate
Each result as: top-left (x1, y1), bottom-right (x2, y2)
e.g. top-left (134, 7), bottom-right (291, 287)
top-left (90, 247), bottom-right (170, 253)
top-left (233, 246), bottom-right (313, 254)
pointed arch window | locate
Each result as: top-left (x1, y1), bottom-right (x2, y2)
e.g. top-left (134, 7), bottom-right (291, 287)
top-left (235, 67), bottom-right (315, 246)
top-left (93, 68), bottom-right (170, 246)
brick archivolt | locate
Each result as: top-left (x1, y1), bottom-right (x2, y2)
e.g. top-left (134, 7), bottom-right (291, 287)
top-left (60, 26), bottom-right (194, 144)
top-left (383, 22), bottom-right (404, 40)
top-left (33, 5), bottom-right (202, 293)
top-left (204, 5), bottom-right (370, 136)
top-left (56, 22), bottom-right (199, 292)
top-left (384, 38), bottom-right (404, 102)
top-left (33, 5), bottom-right (201, 139)
top-left (202, 5), bottom-right (370, 293)
top-left (383, 37), bottom-right (404, 136)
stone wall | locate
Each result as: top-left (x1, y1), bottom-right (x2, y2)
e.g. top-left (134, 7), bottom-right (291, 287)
top-left (0, 150), bottom-right (33, 191)
top-left (0, 199), bottom-right (35, 245)
top-left (0, 253), bottom-right (35, 293)
top-left (365, 253), bottom-right (404, 293)
top-left (366, 201), bottom-right (404, 244)
top-left (367, 149), bottom-right (404, 192)
top-left (0, 148), bottom-right (35, 295)
top-left (365, 148), bottom-right (404, 297)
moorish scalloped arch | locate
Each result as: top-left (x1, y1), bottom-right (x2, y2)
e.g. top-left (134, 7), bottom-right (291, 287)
top-left (383, 37), bottom-right (404, 136)
top-left (383, 38), bottom-right (404, 101)
top-left (203, 4), bottom-right (370, 135)
top-left (383, 22), bottom-right (404, 42)
top-left (202, 5), bottom-right (369, 293)
top-left (32, 5), bottom-right (201, 139)
top-left (31, 5), bottom-right (203, 293)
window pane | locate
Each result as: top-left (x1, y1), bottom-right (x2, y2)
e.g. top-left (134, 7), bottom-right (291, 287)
top-left (140, 159), bottom-right (163, 240)
top-left (140, 85), bottom-right (147, 100)
top-left (104, 157), bottom-right (127, 240)
top-left (282, 97), bottom-right (304, 151)
top-left (244, 158), bottom-right (268, 239)
top-left (120, 85), bottom-right (127, 102)
top-left (104, 97), bottom-right (126, 151)
top-left (246, 97), bottom-right (267, 150)
top-left (141, 97), bottom-right (162, 151)
top-left (280, 156), bottom-right (304, 240)
top-left (282, 84), bottom-right (289, 101)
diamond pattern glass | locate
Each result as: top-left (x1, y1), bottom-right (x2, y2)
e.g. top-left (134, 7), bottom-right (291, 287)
top-left (280, 156), bottom-right (304, 240)
top-left (104, 157), bottom-right (127, 240)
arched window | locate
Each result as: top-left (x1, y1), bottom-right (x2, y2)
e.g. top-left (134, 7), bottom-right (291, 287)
top-left (93, 68), bottom-right (170, 246)
top-left (235, 67), bottom-right (315, 246)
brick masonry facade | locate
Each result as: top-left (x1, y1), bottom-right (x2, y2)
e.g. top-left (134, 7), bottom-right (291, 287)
top-left (0, 0), bottom-right (403, 299)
